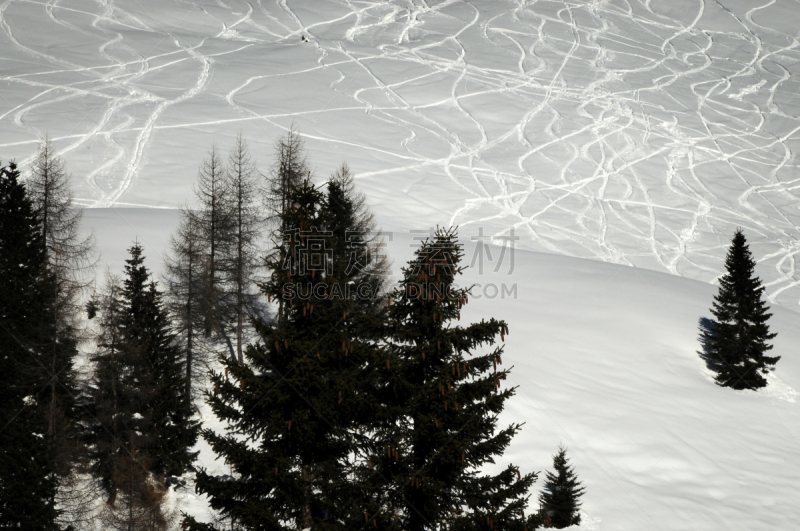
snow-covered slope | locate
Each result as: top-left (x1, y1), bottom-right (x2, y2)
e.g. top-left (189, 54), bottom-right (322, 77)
top-left (482, 244), bottom-right (800, 530)
top-left (3, 1), bottom-right (800, 529)
top-left (82, 210), bottom-right (800, 530)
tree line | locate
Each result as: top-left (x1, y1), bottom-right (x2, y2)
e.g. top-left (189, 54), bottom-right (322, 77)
top-left (178, 133), bottom-right (546, 531)
top-left (5, 130), bottom-right (778, 530)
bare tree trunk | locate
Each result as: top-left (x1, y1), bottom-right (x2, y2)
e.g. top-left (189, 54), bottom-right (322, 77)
top-left (165, 209), bottom-right (205, 406)
top-left (186, 291), bottom-right (194, 404)
top-left (127, 464), bottom-right (133, 531)
top-left (302, 464), bottom-right (313, 530)
top-left (236, 302), bottom-right (243, 365)
top-left (207, 193), bottom-right (217, 338)
top-left (186, 236), bottom-right (195, 404)
top-left (237, 197), bottom-right (243, 365)
top-left (49, 281), bottom-right (57, 436)
top-left (41, 140), bottom-right (50, 243)
top-left (279, 160), bottom-right (287, 328)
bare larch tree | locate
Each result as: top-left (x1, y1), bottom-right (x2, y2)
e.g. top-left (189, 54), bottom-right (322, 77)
top-left (225, 134), bottom-right (262, 365)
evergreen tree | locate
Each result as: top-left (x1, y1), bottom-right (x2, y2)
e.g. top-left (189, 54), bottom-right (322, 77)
top-left (366, 227), bottom-right (538, 531)
top-left (86, 273), bottom-right (129, 501)
top-left (702, 229), bottom-right (779, 389)
top-left (0, 160), bottom-right (60, 530)
top-left (186, 176), bottom-right (385, 531)
top-left (87, 244), bottom-right (199, 504)
top-left (538, 446), bottom-right (584, 529)
top-left (324, 163), bottom-right (389, 306)
top-left (131, 252), bottom-right (200, 482)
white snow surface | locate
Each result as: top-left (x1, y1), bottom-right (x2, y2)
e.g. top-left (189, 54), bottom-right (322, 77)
top-left (83, 209), bottom-right (800, 530)
top-left (4, 0), bottom-right (800, 305)
top-left (3, 0), bottom-right (800, 529)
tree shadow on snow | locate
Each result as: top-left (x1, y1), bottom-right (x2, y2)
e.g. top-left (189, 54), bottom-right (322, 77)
top-left (696, 317), bottom-right (720, 373)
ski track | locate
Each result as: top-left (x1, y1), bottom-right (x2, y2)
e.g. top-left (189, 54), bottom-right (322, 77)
top-left (2, 0), bottom-right (800, 306)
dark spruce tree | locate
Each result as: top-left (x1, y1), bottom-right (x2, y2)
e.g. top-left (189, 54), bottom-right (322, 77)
top-left (364, 227), bottom-right (538, 531)
top-left (133, 251), bottom-right (201, 482)
top-left (87, 244), bottom-right (199, 503)
top-left (186, 175), bottom-right (386, 530)
top-left (0, 161), bottom-right (60, 530)
top-left (702, 229), bottom-right (779, 389)
top-left (86, 273), bottom-right (132, 502)
top-left (324, 162), bottom-right (389, 303)
top-left (538, 446), bottom-right (584, 529)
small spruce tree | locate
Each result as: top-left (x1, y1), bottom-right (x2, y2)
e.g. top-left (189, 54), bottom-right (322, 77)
top-left (87, 244), bottom-right (199, 503)
top-left (702, 229), bottom-right (779, 389)
top-left (538, 446), bottom-right (584, 529)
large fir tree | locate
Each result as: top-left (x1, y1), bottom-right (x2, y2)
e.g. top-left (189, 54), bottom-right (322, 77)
top-left (0, 161), bottom-right (60, 530)
top-left (538, 446), bottom-right (584, 529)
top-left (702, 229), bottom-right (779, 389)
top-left (87, 244), bottom-right (199, 503)
top-left (187, 174), bottom-right (386, 530)
top-left (364, 227), bottom-right (538, 531)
